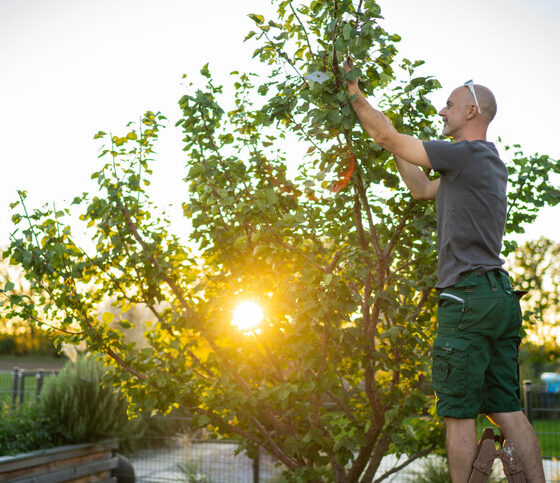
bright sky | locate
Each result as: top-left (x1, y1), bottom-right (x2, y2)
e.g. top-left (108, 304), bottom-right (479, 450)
top-left (1, 0), bottom-right (559, 250)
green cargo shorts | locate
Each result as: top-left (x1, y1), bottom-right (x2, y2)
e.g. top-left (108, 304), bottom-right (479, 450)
top-left (432, 269), bottom-right (523, 418)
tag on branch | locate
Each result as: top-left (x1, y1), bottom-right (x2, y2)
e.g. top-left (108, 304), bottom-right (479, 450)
top-left (304, 71), bottom-right (330, 85)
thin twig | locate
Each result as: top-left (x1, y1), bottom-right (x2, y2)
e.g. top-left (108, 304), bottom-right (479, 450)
top-left (372, 445), bottom-right (436, 483)
top-left (260, 28), bottom-right (308, 84)
top-left (288, 1), bottom-right (315, 60)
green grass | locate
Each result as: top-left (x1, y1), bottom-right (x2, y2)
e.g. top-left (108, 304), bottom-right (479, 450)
top-left (533, 419), bottom-right (560, 458)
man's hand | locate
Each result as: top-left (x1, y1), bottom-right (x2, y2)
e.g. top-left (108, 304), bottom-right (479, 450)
top-left (343, 56), bottom-right (359, 94)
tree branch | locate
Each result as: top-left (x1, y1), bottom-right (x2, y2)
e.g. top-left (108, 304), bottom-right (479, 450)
top-left (359, 432), bottom-right (391, 483)
top-left (353, 172), bottom-right (382, 257)
top-left (288, 1), bottom-right (316, 60)
top-left (383, 199), bottom-right (415, 258)
top-left (106, 348), bottom-right (148, 381)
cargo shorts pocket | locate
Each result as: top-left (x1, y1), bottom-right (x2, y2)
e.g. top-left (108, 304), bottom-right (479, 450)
top-left (432, 337), bottom-right (471, 397)
top-left (459, 296), bottom-right (506, 332)
top-left (437, 292), bottom-right (465, 333)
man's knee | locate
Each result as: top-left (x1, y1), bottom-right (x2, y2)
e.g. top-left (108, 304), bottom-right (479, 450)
top-left (486, 411), bottom-right (534, 437)
top-left (486, 411), bottom-right (526, 428)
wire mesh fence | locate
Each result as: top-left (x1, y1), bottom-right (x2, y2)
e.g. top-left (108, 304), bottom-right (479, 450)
top-left (124, 441), bottom-right (451, 483)
top-left (0, 368), bottom-right (58, 408)
top-left (127, 440), bottom-right (278, 483)
top-left (522, 380), bottom-right (560, 459)
top-left (3, 370), bottom-right (560, 481)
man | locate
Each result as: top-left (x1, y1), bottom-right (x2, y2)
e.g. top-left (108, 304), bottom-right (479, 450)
top-left (343, 57), bottom-right (545, 482)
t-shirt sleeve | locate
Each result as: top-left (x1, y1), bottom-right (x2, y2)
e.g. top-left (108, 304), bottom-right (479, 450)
top-left (423, 140), bottom-right (469, 180)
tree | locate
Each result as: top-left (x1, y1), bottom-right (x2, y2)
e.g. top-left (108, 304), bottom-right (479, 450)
top-left (3, 1), bottom-right (560, 481)
top-left (0, 255), bottom-right (58, 356)
top-left (507, 238), bottom-right (560, 380)
top-left (508, 237), bottom-right (560, 345)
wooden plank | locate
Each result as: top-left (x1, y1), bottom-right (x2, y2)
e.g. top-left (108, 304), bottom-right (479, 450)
top-left (0, 451), bottom-right (112, 482)
top-left (0, 440), bottom-right (118, 474)
top-left (67, 470), bottom-right (111, 483)
top-left (6, 456), bottom-right (118, 483)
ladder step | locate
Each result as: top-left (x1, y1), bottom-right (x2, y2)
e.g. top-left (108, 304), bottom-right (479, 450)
top-left (468, 427), bottom-right (527, 483)
top-left (498, 439), bottom-right (526, 482)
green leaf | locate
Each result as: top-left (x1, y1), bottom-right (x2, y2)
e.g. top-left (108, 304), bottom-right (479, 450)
top-left (200, 63), bottom-right (211, 78)
top-left (248, 13), bottom-right (264, 25)
top-left (342, 23), bottom-right (352, 40)
top-left (102, 312), bottom-right (115, 324)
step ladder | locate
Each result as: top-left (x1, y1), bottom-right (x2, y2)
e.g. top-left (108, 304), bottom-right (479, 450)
top-left (468, 427), bottom-right (526, 482)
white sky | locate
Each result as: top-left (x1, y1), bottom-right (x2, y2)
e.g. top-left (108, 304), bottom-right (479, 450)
top-left (1, 0), bottom-right (559, 249)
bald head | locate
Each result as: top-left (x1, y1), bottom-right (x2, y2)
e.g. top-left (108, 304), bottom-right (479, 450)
top-left (439, 84), bottom-right (498, 140)
top-left (465, 83), bottom-right (497, 123)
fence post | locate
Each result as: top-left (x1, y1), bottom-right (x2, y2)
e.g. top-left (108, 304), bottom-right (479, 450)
top-left (18, 370), bottom-right (25, 407)
top-left (11, 368), bottom-right (20, 410)
top-left (253, 446), bottom-right (260, 483)
top-left (36, 370), bottom-right (44, 401)
top-left (523, 380), bottom-right (533, 424)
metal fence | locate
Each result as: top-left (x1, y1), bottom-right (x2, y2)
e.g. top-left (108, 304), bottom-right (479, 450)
top-left (0, 368), bottom-right (58, 409)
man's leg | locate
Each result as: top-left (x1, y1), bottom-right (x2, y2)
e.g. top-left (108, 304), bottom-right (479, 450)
top-left (487, 411), bottom-right (545, 482)
top-left (444, 416), bottom-right (478, 482)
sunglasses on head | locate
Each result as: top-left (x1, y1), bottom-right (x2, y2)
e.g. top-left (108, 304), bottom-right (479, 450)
top-left (464, 79), bottom-right (482, 114)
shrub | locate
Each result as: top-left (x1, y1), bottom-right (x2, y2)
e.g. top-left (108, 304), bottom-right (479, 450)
top-left (0, 403), bottom-right (57, 456)
top-left (38, 356), bottom-right (139, 446)
top-left (0, 331), bottom-right (60, 357)
top-left (0, 335), bottom-right (17, 355)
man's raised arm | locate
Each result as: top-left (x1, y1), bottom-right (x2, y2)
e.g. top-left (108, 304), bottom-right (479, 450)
top-left (344, 57), bottom-right (432, 170)
top-left (394, 155), bottom-right (439, 200)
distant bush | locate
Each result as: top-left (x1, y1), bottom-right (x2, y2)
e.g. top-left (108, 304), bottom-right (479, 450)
top-left (0, 403), bottom-right (57, 456)
top-left (0, 335), bottom-right (17, 355)
top-left (39, 356), bottom-right (141, 448)
top-left (0, 331), bottom-right (60, 357)
top-left (520, 341), bottom-right (560, 382)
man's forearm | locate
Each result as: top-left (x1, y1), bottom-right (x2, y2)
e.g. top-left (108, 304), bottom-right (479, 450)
top-left (348, 85), bottom-right (394, 144)
top-left (394, 155), bottom-right (437, 200)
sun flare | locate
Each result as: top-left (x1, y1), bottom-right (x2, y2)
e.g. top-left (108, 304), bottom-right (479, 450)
top-left (232, 301), bottom-right (264, 333)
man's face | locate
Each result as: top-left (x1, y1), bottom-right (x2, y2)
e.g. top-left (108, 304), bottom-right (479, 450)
top-left (438, 87), bottom-right (469, 138)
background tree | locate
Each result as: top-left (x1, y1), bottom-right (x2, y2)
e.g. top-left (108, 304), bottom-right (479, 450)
top-left (508, 238), bottom-right (560, 379)
top-left (0, 256), bottom-right (58, 357)
top-left (3, 0), bottom-right (560, 481)
top-left (509, 237), bottom-right (560, 341)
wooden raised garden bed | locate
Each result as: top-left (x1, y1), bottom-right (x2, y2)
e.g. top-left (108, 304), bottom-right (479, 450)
top-left (0, 439), bottom-right (122, 482)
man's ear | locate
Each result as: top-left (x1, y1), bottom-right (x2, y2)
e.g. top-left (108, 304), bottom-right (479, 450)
top-left (466, 104), bottom-right (478, 120)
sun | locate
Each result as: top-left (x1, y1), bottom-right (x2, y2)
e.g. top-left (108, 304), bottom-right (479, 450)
top-left (232, 301), bottom-right (264, 333)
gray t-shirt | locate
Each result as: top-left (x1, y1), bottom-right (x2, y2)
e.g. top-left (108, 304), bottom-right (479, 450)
top-left (423, 140), bottom-right (508, 288)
